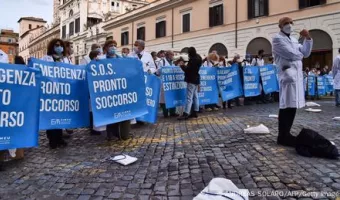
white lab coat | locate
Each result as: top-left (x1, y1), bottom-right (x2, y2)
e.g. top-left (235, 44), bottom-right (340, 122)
top-left (129, 50), bottom-right (157, 74)
top-left (80, 56), bottom-right (91, 65)
top-left (272, 32), bottom-right (313, 109)
top-left (251, 57), bottom-right (265, 66)
top-left (332, 55), bottom-right (340, 90)
top-left (0, 49), bottom-right (9, 63)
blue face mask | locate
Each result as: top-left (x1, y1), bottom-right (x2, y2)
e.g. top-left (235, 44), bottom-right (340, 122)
top-left (54, 46), bottom-right (64, 55)
top-left (96, 48), bottom-right (103, 54)
top-left (108, 47), bottom-right (116, 56)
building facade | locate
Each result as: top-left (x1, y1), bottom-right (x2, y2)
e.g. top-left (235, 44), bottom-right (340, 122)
top-left (0, 29), bottom-right (19, 64)
top-left (103, 0), bottom-right (340, 69)
top-left (58, 0), bottom-right (151, 64)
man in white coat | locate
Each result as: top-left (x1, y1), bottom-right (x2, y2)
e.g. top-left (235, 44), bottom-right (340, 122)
top-left (332, 48), bottom-right (340, 107)
top-left (129, 40), bottom-right (157, 74)
top-left (272, 17), bottom-right (313, 147)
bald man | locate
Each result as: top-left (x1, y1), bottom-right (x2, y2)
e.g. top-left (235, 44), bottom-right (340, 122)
top-left (272, 17), bottom-right (313, 147)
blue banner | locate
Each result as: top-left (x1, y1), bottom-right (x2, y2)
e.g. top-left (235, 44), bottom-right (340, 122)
top-left (324, 75), bottom-right (334, 93)
top-left (317, 76), bottom-right (326, 96)
top-left (260, 65), bottom-right (279, 94)
top-left (243, 66), bottom-right (261, 97)
top-left (29, 58), bottom-right (90, 130)
top-left (0, 63), bottom-right (41, 150)
top-left (308, 75), bottom-right (316, 96)
top-left (136, 73), bottom-right (161, 124)
top-left (161, 67), bottom-right (187, 109)
top-left (219, 64), bottom-right (243, 101)
top-left (198, 67), bottom-right (219, 105)
top-left (87, 58), bottom-right (147, 127)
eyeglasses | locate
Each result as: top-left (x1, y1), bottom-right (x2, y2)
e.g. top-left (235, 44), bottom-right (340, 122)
top-left (55, 43), bottom-right (61, 47)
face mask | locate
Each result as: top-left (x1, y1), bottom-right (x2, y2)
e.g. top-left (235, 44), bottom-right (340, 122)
top-left (122, 53), bottom-right (127, 57)
top-left (54, 46), bottom-right (63, 55)
top-left (108, 47), bottom-right (116, 56)
top-left (134, 47), bottom-right (140, 54)
top-left (282, 24), bottom-right (293, 34)
top-left (96, 48), bottom-right (103, 54)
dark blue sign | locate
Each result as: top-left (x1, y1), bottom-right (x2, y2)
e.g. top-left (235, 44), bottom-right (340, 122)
top-left (260, 65), bottom-right (279, 94)
top-left (324, 75), bottom-right (334, 93)
top-left (198, 67), bottom-right (219, 105)
top-left (243, 66), bottom-right (261, 97)
top-left (317, 76), bottom-right (326, 96)
top-left (29, 58), bottom-right (90, 130)
top-left (87, 58), bottom-right (148, 127)
top-left (308, 75), bottom-right (316, 96)
top-left (219, 64), bottom-right (243, 101)
top-left (0, 63), bottom-right (41, 150)
top-left (161, 67), bottom-right (187, 109)
top-left (136, 73), bottom-right (161, 124)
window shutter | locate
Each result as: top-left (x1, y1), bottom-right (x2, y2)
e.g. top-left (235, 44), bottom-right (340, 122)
top-left (248, 0), bottom-right (253, 19)
top-left (220, 5), bottom-right (224, 25)
top-left (163, 21), bottom-right (166, 37)
top-left (299, 0), bottom-right (306, 9)
top-left (264, 0), bottom-right (269, 16)
top-left (209, 7), bottom-right (214, 27)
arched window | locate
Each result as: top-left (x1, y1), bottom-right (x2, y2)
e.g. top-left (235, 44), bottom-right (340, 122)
top-left (246, 37), bottom-right (272, 57)
top-left (69, 9), bottom-right (74, 17)
top-left (209, 43), bottom-right (228, 58)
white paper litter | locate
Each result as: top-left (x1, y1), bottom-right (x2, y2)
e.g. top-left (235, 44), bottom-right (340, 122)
top-left (306, 102), bottom-right (321, 107)
top-left (244, 124), bottom-right (270, 134)
top-left (8, 149), bottom-right (16, 157)
top-left (332, 117), bottom-right (340, 121)
top-left (305, 108), bottom-right (322, 112)
top-left (109, 155), bottom-right (137, 166)
top-left (130, 119), bottom-right (137, 124)
top-left (269, 114), bottom-right (278, 118)
top-left (194, 178), bottom-right (249, 200)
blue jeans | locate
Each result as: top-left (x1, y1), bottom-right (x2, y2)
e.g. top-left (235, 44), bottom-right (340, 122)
top-left (184, 83), bottom-right (199, 114)
top-left (335, 90), bottom-right (340, 106)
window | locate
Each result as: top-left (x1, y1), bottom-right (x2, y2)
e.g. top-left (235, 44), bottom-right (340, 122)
top-left (182, 13), bottom-right (191, 33)
top-left (117, 2), bottom-right (119, 7)
top-left (112, 2), bottom-right (114, 6)
top-left (8, 38), bottom-right (12, 43)
top-left (69, 21), bottom-right (74, 36)
top-left (209, 4), bottom-right (224, 27)
top-left (69, 9), bottom-right (74, 17)
top-left (299, 0), bottom-right (326, 9)
top-left (156, 20), bottom-right (166, 38)
top-left (29, 24), bottom-right (32, 29)
top-left (75, 18), bottom-right (80, 33)
top-left (248, 0), bottom-right (269, 19)
top-left (62, 25), bottom-right (66, 39)
top-left (121, 31), bottom-right (129, 46)
top-left (137, 27), bottom-right (145, 40)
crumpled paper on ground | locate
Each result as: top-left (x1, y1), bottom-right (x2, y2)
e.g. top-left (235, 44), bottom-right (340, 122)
top-left (306, 102), bottom-right (321, 107)
top-left (305, 108), bottom-right (322, 112)
top-left (244, 124), bottom-right (270, 134)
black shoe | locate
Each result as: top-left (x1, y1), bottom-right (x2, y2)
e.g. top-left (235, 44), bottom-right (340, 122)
top-left (137, 121), bottom-right (145, 125)
top-left (66, 129), bottom-right (74, 134)
top-left (49, 141), bottom-right (58, 149)
top-left (0, 162), bottom-right (5, 171)
top-left (178, 113), bottom-right (189, 120)
top-left (277, 134), bottom-right (296, 147)
top-left (62, 132), bottom-right (71, 139)
top-left (189, 111), bottom-right (198, 118)
top-left (170, 113), bottom-right (180, 117)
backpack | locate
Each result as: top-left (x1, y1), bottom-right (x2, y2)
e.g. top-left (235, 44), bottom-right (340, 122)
top-left (296, 128), bottom-right (339, 159)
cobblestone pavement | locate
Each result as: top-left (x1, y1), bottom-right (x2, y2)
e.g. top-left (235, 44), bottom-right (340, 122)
top-left (1, 100), bottom-right (340, 200)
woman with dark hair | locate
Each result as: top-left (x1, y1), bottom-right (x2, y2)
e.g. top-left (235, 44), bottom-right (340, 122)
top-left (178, 47), bottom-right (202, 120)
top-left (15, 56), bottom-right (26, 65)
top-left (103, 39), bottom-right (120, 58)
top-left (63, 41), bottom-right (73, 64)
top-left (41, 38), bottom-right (67, 149)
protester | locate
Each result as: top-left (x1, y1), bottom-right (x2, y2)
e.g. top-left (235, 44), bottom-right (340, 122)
top-left (122, 47), bottom-right (130, 57)
top-left (64, 41), bottom-right (73, 64)
top-left (130, 40), bottom-right (156, 74)
top-left (157, 51), bottom-right (179, 117)
top-left (178, 47), bottom-right (202, 120)
top-left (41, 39), bottom-right (68, 149)
top-left (272, 17), bottom-right (313, 147)
top-left (80, 43), bottom-right (103, 65)
top-left (332, 48), bottom-right (340, 107)
top-left (203, 53), bottom-right (220, 111)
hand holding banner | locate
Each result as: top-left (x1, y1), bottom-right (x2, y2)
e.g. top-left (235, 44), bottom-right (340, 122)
top-left (29, 58), bottom-right (90, 130)
top-left (198, 67), bottom-right (219, 105)
top-left (137, 73), bottom-right (161, 124)
top-left (0, 63), bottom-right (41, 150)
top-left (87, 58), bottom-right (147, 127)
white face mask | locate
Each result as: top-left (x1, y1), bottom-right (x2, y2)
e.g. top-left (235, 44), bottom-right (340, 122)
top-left (282, 24), bottom-right (293, 34)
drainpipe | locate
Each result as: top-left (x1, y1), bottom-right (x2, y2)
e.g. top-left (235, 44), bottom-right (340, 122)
top-left (235, 0), bottom-right (238, 49)
top-left (172, 7), bottom-right (174, 49)
top-left (132, 21), bottom-right (134, 50)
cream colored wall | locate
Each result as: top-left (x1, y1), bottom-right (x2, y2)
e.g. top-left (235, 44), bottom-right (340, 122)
top-left (19, 20), bottom-right (45, 36)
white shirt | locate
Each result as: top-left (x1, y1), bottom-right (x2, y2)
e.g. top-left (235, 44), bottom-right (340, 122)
top-left (129, 50), bottom-right (157, 74)
top-left (0, 49), bottom-right (9, 63)
top-left (251, 57), bottom-right (265, 66)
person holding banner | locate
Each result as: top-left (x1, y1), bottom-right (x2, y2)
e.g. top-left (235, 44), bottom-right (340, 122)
top-left (41, 39), bottom-right (69, 149)
top-left (332, 48), bottom-right (340, 107)
top-left (273, 17), bottom-right (313, 147)
top-left (80, 43), bottom-right (103, 65)
top-left (178, 47), bottom-right (202, 120)
top-left (203, 52), bottom-right (220, 111)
